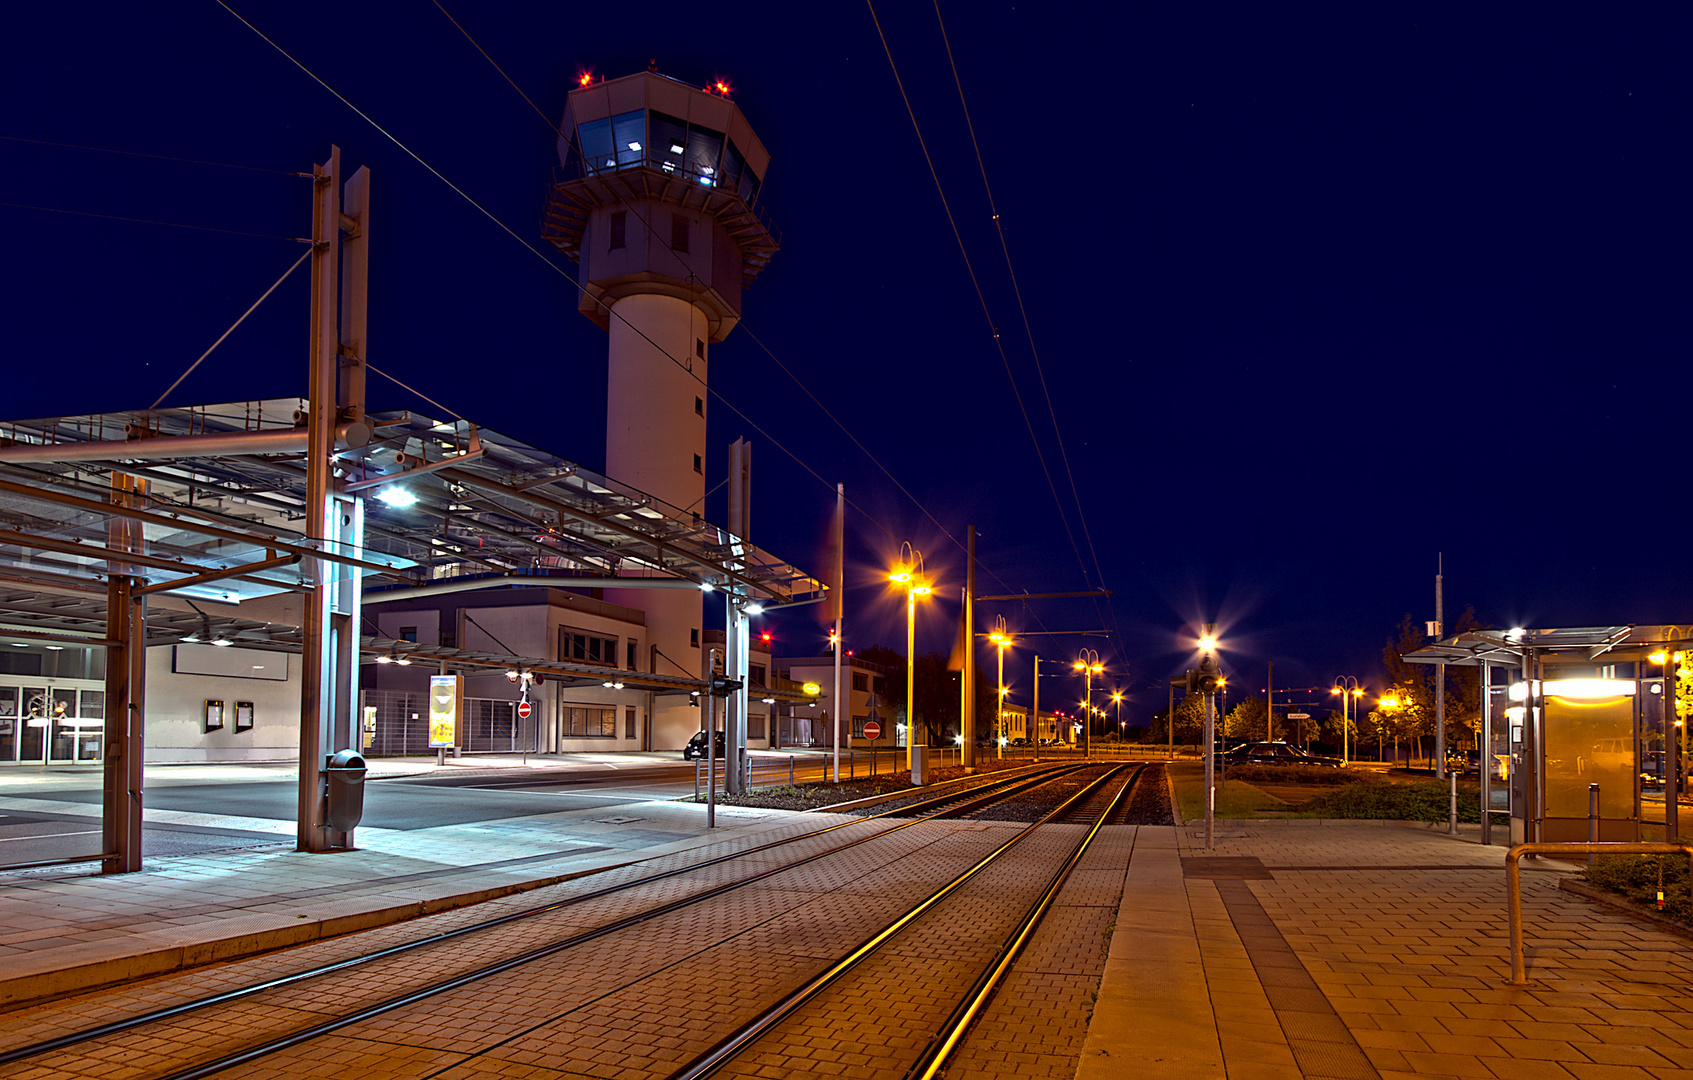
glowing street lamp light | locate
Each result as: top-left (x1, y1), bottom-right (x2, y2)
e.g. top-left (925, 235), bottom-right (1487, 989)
top-left (1074, 648), bottom-right (1104, 758)
top-left (1331, 676), bottom-right (1364, 764)
top-left (890, 543), bottom-right (933, 778)
top-left (989, 616), bottom-right (1014, 759)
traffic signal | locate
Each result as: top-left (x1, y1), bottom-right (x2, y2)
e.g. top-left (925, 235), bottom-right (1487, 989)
top-left (1185, 669), bottom-right (1200, 694)
top-left (1196, 655), bottom-right (1222, 695)
top-left (709, 675), bottom-right (744, 696)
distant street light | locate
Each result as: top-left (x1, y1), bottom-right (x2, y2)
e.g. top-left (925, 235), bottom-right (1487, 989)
top-left (1331, 676), bottom-right (1364, 764)
top-left (1073, 649), bottom-right (1104, 758)
top-left (890, 543), bottom-right (933, 777)
top-left (989, 616), bottom-right (1013, 759)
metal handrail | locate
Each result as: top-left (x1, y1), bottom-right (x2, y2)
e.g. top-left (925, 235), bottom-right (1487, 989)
top-left (1506, 841), bottom-right (1693, 984)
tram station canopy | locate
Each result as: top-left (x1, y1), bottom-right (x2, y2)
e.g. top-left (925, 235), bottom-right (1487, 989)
top-left (0, 398), bottom-right (826, 696)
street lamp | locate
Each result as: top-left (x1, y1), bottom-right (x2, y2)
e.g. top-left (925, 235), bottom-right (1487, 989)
top-left (988, 616), bottom-right (1014, 759)
top-left (890, 544), bottom-right (933, 778)
top-left (1331, 676), bottom-right (1363, 765)
top-left (1111, 690), bottom-right (1123, 745)
top-left (1073, 649), bottom-right (1104, 758)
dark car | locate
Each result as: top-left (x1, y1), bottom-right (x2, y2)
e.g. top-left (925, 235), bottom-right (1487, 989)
top-left (682, 730), bottom-right (727, 760)
top-left (1222, 741), bottom-right (1344, 767)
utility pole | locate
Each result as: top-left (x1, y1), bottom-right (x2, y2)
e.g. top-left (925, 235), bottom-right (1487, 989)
top-left (1031, 655), bottom-right (1041, 763)
top-left (1433, 553), bottom-right (1445, 779)
top-left (1267, 660), bottom-right (1274, 741)
top-left (298, 147), bottom-right (369, 854)
top-left (962, 525), bottom-right (976, 772)
top-left (831, 484), bottom-right (843, 784)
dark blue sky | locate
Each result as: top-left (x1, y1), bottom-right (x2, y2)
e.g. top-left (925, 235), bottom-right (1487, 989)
top-left (2, 4), bottom-right (1686, 720)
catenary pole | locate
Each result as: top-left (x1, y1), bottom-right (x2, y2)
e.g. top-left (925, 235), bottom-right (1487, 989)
top-left (831, 484), bottom-right (843, 784)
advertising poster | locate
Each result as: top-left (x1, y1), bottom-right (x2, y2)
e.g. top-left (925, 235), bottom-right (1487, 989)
top-left (429, 675), bottom-right (460, 748)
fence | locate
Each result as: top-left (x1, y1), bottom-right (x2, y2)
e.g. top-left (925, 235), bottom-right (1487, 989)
top-left (695, 754), bottom-right (800, 796)
top-left (361, 690), bottom-right (539, 756)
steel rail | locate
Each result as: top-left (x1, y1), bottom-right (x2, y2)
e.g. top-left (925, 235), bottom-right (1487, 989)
top-left (668, 764), bottom-right (1132, 1080)
top-left (908, 764), bottom-right (1143, 1080)
top-left (0, 762), bottom-right (1088, 1072)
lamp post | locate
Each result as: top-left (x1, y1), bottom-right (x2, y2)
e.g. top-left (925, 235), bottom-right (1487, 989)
top-left (1074, 649), bottom-right (1103, 759)
top-left (890, 544), bottom-right (932, 780)
top-left (1331, 676), bottom-right (1363, 765)
top-left (989, 616), bottom-right (1012, 760)
top-left (1111, 690), bottom-right (1123, 749)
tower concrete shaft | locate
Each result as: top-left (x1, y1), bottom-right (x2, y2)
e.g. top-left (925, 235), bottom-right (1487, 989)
top-left (545, 70), bottom-right (778, 751)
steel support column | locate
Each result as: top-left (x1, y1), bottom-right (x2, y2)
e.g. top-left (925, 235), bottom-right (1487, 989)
top-left (101, 473), bottom-right (147, 873)
top-left (961, 525), bottom-right (976, 772)
top-left (725, 597), bottom-right (750, 794)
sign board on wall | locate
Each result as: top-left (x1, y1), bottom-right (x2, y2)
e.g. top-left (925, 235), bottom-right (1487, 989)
top-left (429, 675), bottom-right (461, 748)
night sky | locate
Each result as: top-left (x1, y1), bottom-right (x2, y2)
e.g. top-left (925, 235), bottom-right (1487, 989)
top-left (2, 4), bottom-right (1686, 722)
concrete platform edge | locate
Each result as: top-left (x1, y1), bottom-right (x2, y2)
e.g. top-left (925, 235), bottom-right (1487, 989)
top-left (0, 855), bottom-right (650, 1010)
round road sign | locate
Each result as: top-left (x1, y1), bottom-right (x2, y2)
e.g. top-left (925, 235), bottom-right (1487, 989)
top-left (862, 720), bottom-right (881, 741)
top-left (517, 700), bottom-right (532, 720)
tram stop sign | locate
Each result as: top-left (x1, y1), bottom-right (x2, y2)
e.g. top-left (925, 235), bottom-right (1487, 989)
top-left (862, 720), bottom-right (881, 741)
top-left (517, 700), bottom-right (532, 720)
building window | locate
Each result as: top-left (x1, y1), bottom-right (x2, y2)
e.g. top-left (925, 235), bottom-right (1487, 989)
top-left (609, 211), bottom-right (626, 250)
top-left (561, 703), bottom-right (617, 738)
top-left (693, 454), bottom-right (702, 474)
top-left (748, 713), bottom-right (765, 740)
top-left (873, 677), bottom-right (887, 695)
top-left (696, 338), bottom-right (705, 359)
top-left (671, 214), bottom-right (689, 253)
top-left (852, 673), bottom-right (868, 692)
top-left (625, 706), bottom-right (638, 740)
top-left (559, 627), bottom-right (618, 665)
top-left (626, 641), bottom-right (638, 670)
top-left (749, 663), bottom-right (766, 687)
top-left (690, 628), bottom-right (700, 648)
top-left (851, 715), bottom-right (869, 737)
top-left (694, 396), bottom-right (704, 416)
top-left (399, 626), bottom-right (418, 643)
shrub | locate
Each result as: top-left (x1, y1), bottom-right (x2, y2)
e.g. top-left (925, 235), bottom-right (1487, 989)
top-left (1225, 764), bottom-right (1377, 786)
top-left (1298, 780), bottom-right (1480, 823)
top-left (1584, 854), bottom-right (1693, 922)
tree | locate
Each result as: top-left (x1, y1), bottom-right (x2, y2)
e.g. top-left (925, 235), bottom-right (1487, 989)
top-left (1224, 698), bottom-right (1269, 741)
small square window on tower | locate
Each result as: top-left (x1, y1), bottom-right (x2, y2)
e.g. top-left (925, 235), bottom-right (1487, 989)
top-left (696, 338), bottom-right (705, 359)
top-left (609, 211), bottom-right (626, 250)
top-left (694, 396), bottom-right (703, 416)
top-left (690, 628), bottom-right (700, 649)
top-left (693, 453), bottom-right (703, 473)
top-left (671, 214), bottom-right (689, 253)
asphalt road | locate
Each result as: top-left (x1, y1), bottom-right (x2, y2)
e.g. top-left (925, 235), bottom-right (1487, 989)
top-left (0, 760), bottom-right (702, 870)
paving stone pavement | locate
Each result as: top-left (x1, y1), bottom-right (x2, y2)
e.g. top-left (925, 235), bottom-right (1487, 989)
top-left (1081, 821), bottom-right (1693, 1080)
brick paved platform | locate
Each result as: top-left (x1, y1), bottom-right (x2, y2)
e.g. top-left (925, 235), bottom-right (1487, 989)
top-left (1080, 821), bottom-right (1693, 1080)
top-left (0, 795), bottom-right (804, 1009)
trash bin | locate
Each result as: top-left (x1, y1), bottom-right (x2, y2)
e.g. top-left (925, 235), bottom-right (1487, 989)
top-left (910, 745), bottom-right (928, 786)
top-left (325, 749), bottom-right (368, 832)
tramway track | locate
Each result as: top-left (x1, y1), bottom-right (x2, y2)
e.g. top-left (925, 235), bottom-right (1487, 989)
top-left (0, 761), bottom-right (1089, 1078)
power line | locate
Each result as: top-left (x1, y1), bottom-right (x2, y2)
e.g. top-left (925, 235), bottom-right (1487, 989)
top-left (0, 200), bottom-right (308, 242)
top-left (930, 0), bottom-right (1123, 661)
top-left (214, 1), bottom-right (899, 548)
top-left (425, 5), bottom-right (1017, 578)
top-left (151, 246), bottom-right (314, 408)
top-left (862, 0), bottom-right (1094, 595)
top-left (0, 134), bottom-right (311, 176)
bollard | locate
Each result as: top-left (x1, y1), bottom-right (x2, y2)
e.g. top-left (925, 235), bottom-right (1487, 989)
top-left (1588, 783), bottom-right (1599, 865)
top-left (1449, 770), bottom-right (1459, 835)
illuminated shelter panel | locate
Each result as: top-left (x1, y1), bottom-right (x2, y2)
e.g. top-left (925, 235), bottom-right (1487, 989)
top-left (1542, 691), bottom-right (1636, 821)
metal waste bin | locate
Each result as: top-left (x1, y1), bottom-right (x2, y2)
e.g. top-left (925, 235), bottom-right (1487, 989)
top-left (325, 749), bottom-right (368, 832)
top-left (910, 745), bottom-right (928, 786)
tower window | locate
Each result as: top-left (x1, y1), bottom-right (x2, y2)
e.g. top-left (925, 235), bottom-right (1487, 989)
top-left (671, 214), bottom-right (689, 253)
top-left (694, 396), bottom-right (703, 416)
top-left (693, 454), bottom-right (703, 474)
top-left (690, 628), bottom-right (700, 649)
top-left (696, 338), bottom-right (705, 359)
top-left (609, 211), bottom-right (626, 250)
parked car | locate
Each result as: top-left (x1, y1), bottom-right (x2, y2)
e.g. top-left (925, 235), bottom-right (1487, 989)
top-left (1221, 741), bottom-right (1344, 767)
top-left (682, 730), bottom-right (727, 761)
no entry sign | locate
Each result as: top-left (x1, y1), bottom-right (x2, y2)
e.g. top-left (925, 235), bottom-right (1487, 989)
top-left (517, 700), bottom-right (532, 720)
top-left (863, 720), bottom-right (881, 741)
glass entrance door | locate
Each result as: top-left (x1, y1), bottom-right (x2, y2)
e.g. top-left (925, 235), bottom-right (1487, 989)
top-left (20, 686), bottom-right (47, 763)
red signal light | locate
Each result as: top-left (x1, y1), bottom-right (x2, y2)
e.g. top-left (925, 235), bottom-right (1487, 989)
top-left (577, 70), bottom-right (593, 87)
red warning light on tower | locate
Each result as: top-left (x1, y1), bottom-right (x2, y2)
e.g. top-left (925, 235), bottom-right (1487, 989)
top-left (577, 70), bottom-right (593, 88)
top-left (710, 78), bottom-right (732, 97)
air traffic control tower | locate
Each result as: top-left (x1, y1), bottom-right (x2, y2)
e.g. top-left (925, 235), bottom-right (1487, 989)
top-left (543, 70), bottom-right (779, 747)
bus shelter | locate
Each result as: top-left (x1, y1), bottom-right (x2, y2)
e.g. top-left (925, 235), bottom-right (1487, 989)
top-left (1407, 626), bottom-right (1688, 846)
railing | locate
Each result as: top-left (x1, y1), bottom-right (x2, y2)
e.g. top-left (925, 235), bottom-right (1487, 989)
top-left (549, 161), bottom-right (780, 247)
top-left (1505, 841), bottom-right (1693, 985)
top-left (695, 754), bottom-right (799, 797)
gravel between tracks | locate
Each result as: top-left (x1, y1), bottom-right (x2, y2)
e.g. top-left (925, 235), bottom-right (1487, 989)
top-left (959, 765), bottom-right (1118, 822)
top-left (683, 758), bottom-right (1034, 811)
